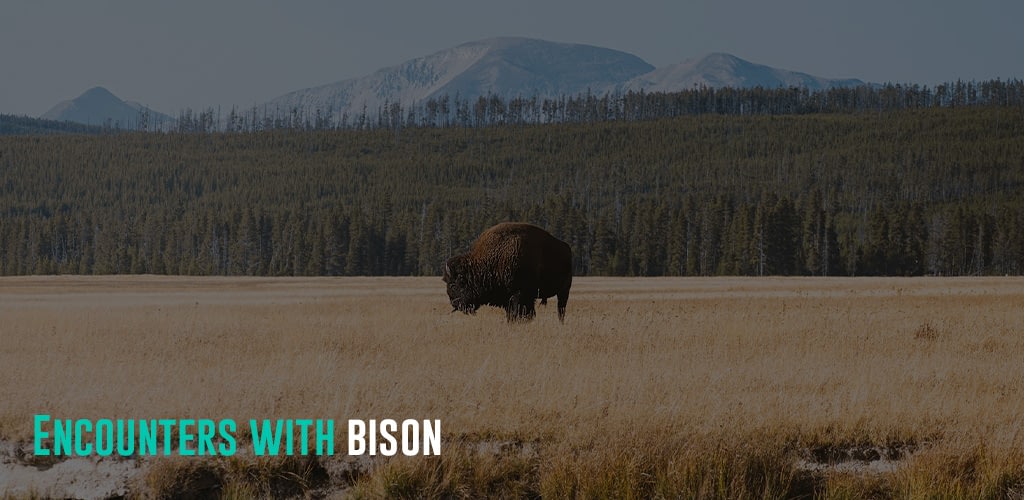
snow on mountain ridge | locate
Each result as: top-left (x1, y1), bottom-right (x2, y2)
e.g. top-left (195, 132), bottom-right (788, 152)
top-left (267, 40), bottom-right (494, 117)
top-left (264, 37), bottom-right (655, 120)
top-left (624, 52), bottom-right (863, 91)
top-left (264, 39), bottom-right (864, 123)
top-left (433, 37), bottom-right (654, 98)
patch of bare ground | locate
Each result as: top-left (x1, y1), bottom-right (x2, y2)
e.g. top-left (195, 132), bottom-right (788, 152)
top-left (0, 439), bottom-right (136, 499)
top-left (0, 437), bottom-right (375, 499)
top-left (795, 439), bottom-right (921, 476)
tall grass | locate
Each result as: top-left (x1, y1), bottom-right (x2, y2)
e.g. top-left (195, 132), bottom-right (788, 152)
top-left (2, 276), bottom-right (1023, 497)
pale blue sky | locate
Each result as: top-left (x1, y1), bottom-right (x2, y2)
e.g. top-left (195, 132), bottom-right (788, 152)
top-left (3, 0), bottom-right (1021, 116)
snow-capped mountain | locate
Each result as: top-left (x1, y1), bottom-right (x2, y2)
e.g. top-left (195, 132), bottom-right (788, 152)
top-left (41, 87), bottom-right (173, 129)
top-left (622, 52), bottom-right (863, 92)
top-left (262, 38), bottom-right (864, 121)
top-left (262, 37), bottom-right (655, 119)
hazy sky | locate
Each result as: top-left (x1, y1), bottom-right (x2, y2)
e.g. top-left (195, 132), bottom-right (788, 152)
top-left (3, 0), bottom-right (1022, 116)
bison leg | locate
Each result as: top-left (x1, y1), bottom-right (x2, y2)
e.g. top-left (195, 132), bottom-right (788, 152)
top-left (556, 288), bottom-right (570, 323)
top-left (506, 292), bottom-right (537, 323)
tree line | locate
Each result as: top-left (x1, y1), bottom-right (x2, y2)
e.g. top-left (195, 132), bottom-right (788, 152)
top-left (185, 79), bottom-right (1024, 133)
top-left (2, 106), bottom-right (1023, 277)
top-left (0, 114), bottom-right (105, 135)
top-left (6, 79), bottom-right (1021, 135)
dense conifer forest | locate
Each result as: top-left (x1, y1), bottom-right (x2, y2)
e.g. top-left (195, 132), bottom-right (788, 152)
top-left (0, 114), bottom-right (104, 135)
top-left (2, 82), bottom-right (1023, 276)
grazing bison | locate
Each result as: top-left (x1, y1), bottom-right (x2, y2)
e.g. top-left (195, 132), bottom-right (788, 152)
top-left (443, 222), bottom-right (572, 322)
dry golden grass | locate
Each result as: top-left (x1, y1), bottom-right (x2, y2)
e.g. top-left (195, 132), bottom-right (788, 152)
top-left (2, 275), bottom-right (1024, 498)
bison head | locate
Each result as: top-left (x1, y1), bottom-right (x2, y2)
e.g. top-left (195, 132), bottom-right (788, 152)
top-left (443, 255), bottom-right (480, 315)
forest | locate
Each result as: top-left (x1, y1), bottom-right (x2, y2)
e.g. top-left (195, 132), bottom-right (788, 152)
top-left (0, 114), bottom-right (103, 136)
top-left (1, 80), bottom-right (1023, 277)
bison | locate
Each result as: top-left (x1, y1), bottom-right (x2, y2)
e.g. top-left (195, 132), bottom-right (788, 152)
top-left (443, 222), bottom-right (572, 323)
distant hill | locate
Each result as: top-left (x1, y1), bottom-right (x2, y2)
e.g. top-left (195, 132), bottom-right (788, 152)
top-left (40, 87), bottom-right (173, 130)
top-left (261, 37), bottom-right (865, 122)
top-left (622, 52), bottom-right (864, 92)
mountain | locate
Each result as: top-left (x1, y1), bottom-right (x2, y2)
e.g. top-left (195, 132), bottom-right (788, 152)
top-left (622, 52), bottom-right (864, 92)
top-left (263, 37), bottom-right (655, 120)
top-left (262, 39), bottom-right (866, 122)
top-left (41, 87), bottom-right (173, 129)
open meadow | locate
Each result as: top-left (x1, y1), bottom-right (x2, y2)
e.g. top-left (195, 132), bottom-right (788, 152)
top-left (2, 275), bottom-right (1024, 498)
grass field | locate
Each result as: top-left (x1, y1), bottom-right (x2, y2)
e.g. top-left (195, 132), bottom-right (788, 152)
top-left (2, 276), bottom-right (1024, 498)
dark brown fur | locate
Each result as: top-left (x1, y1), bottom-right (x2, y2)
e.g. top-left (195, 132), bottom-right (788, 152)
top-left (443, 222), bottom-right (572, 322)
